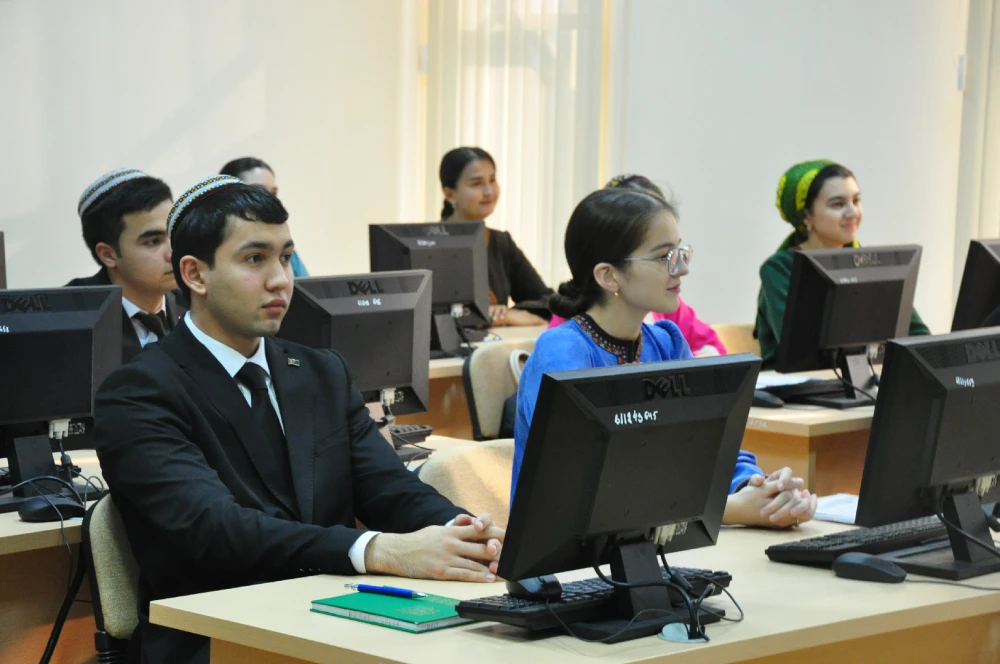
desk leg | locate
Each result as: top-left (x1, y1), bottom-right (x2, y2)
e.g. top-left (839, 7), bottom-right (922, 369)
top-left (396, 376), bottom-right (472, 439)
top-left (740, 430), bottom-right (812, 489)
top-left (210, 638), bottom-right (402, 663)
top-left (741, 611), bottom-right (1000, 664)
top-left (211, 640), bottom-right (314, 664)
top-left (741, 428), bottom-right (868, 496)
top-left (809, 429), bottom-right (867, 496)
top-left (0, 546), bottom-right (97, 664)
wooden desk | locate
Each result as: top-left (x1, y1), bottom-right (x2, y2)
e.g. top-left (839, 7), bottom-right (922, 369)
top-left (150, 520), bottom-right (1000, 663)
top-left (742, 403), bottom-right (873, 497)
top-left (396, 325), bottom-right (547, 439)
top-left (1, 450), bottom-right (103, 664)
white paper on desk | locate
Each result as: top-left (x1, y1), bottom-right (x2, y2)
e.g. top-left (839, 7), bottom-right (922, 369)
top-left (815, 494), bottom-right (859, 525)
top-left (755, 375), bottom-right (815, 389)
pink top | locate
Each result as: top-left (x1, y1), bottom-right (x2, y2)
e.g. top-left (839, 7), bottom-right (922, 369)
top-left (547, 297), bottom-right (727, 356)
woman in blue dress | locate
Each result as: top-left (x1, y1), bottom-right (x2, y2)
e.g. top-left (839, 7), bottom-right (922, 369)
top-left (513, 188), bottom-right (817, 528)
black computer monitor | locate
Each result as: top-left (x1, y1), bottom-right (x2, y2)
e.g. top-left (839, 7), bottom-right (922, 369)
top-left (855, 329), bottom-right (1000, 580)
top-left (776, 244), bottom-right (922, 408)
top-left (0, 232), bottom-right (6, 289)
top-left (952, 239), bottom-right (1000, 331)
top-left (369, 221), bottom-right (489, 354)
top-left (277, 270), bottom-right (431, 416)
top-left (499, 354), bottom-right (759, 641)
top-left (0, 286), bottom-right (121, 512)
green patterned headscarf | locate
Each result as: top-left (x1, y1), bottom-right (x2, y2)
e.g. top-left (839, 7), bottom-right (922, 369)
top-left (775, 159), bottom-right (844, 251)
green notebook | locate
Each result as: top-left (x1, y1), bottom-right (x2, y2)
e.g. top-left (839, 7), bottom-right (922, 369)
top-left (311, 592), bottom-right (474, 633)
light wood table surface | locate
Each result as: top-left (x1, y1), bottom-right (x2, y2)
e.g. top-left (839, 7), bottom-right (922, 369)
top-left (0, 450), bottom-right (104, 664)
top-left (150, 519), bottom-right (1000, 664)
top-left (396, 324), bottom-right (547, 438)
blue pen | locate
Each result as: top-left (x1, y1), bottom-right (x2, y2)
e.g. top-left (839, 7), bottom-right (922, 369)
top-left (344, 583), bottom-right (427, 599)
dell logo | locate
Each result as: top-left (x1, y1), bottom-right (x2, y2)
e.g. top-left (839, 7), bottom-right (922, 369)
top-left (956, 376), bottom-right (975, 388)
top-left (347, 279), bottom-right (385, 296)
top-left (965, 340), bottom-right (1000, 363)
top-left (853, 253), bottom-right (882, 268)
top-left (642, 375), bottom-right (692, 400)
top-left (0, 294), bottom-right (53, 314)
top-left (423, 226), bottom-right (450, 237)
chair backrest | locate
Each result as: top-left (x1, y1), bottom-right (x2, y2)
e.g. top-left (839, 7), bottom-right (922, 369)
top-left (417, 439), bottom-right (514, 528)
top-left (710, 323), bottom-right (761, 356)
top-left (83, 495), bottom-right (140, 641)
top-left (462, 339), bottom-right (536, 440)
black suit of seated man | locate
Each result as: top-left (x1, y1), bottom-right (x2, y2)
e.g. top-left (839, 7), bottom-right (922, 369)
top-left (65, 268), bottom-right (186, 363)
top-left (68, 168), bottom-right (185, 363)
top-left (94, 176), bottom-right (504, 664)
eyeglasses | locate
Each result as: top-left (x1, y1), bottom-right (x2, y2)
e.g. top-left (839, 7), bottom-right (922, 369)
top-left (623, 245), bottom-right (693, 276)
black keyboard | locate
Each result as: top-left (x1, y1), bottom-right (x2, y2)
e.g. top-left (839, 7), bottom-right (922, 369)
top-left (766, 516), bottom-right (948, 566)
top-left (760, 378), bottom-right (845, 401)
top-left (456, 566), bottom-right (731, 630)
top-left (389, 424), bottom-right (433, 446)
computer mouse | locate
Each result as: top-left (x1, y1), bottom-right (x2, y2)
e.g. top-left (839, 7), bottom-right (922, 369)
top-left (506, 575), bottom-right (563, 601)
top-left (752, 389), bottom-right (785, 409)
top-left (18, 495), bottom-right (87, 523)
top-left (832, 552), bottom-right (907, 584)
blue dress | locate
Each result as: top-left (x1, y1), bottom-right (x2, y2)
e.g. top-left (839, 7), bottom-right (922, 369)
top-left (512, 316), bottom-right (762, 505)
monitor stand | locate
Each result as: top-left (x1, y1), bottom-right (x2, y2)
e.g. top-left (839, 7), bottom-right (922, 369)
top-left (884, 492), bottom-right (1000, 581)
top-left (803, 350), bottom-right (878, 409)
top-left (0, 430), bottom-right (95, 514)
top-left (431, 312), bottom-right (483, 358)
top-left (568, 539), bottom-right (722, 643)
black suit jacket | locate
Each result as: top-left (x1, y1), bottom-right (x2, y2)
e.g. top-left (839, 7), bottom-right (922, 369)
top-left (94, 320), bottom-right (466, 664)
top-left (65, 269), bottom-right (187, 363)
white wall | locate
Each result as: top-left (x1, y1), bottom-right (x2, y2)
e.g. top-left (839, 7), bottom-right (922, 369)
top-left (0, 0), bottom-right (420, 288)
top-left (608, 0), bottom-right (969, 332)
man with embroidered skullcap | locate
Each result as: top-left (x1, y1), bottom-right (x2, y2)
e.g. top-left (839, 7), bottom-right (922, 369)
top-left (94, 176), bottom-right (504, 664)
top-left (67, 168), bottom-right (186, 362)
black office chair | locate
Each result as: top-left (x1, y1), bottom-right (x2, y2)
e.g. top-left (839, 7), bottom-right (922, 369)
top-left (82, 495), bottom-right (139, 662)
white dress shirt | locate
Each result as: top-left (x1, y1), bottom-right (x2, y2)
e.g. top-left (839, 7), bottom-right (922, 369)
top-left (121, 295), bottom-right (167, 348)
top-left (184, 312), bottom-right (375, 572)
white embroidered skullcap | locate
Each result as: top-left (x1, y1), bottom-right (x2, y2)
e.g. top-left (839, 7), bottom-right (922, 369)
top-left (166, 175), bottom-right (244, 240)
top-left (78, 168), bottom-right (149, 216)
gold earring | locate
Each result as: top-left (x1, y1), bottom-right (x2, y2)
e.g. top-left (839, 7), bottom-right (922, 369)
top-left (614, 291), bottom-right (620, 298)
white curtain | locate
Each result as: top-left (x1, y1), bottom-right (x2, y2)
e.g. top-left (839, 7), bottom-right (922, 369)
top-left (955, 0), bottom-right (1000, 297)
top-left (424, 0), bottom-right (606, 289)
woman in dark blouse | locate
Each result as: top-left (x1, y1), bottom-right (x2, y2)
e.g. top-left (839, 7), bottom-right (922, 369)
top-left (439, 147), bottom-right (552, 326)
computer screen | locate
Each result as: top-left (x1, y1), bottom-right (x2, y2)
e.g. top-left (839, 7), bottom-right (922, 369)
top-left (277, 270), bottom-right (431, 416)
top-left (0, 286), bottom-right (121, 511)
top-left (776, 244), bottom-right (922, 408)
top-left (369, 221), bottom-right (489, 353)
top-left (499, 354), bottom-right (759, 638)
top-left (856, 329), bottom-right (1000, 580)
top-left (0, 231), bottom-right (6, 289)
top-left (952, 239), bottom-right (1000, 331)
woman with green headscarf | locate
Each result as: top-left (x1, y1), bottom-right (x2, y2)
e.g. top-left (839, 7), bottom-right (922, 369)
top-left (753, 160), bottom-right (930, 369)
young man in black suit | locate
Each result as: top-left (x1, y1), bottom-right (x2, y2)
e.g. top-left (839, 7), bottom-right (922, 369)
top-left (94, 176), bottom-right (504, 664)
top-left (67, 168), bottom-right (186, 362)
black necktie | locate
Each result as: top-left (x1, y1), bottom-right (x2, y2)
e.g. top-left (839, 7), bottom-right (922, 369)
top-left (132, 310), bottom-right (170, 339)
top-left (235, 362), bottom-right (298, 516)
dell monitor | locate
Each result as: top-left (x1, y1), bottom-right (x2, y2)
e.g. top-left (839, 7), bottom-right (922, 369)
top-left (496, 354), bottom-right (760, 641)
top-left (0, 286), bottom-right (122, 513)
top-left (855, 329), bottom-right (1000, 580)
top-left (277, 270), bottom-right (431, 417)
top-left (952, 239), bottom-right (1000, 331)
top-left (0, 231), bottom-right (6, 289)
top-left (776, 244), bottom-right (922, 408)
top-left (369, 221), bottom-right (489, 355)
